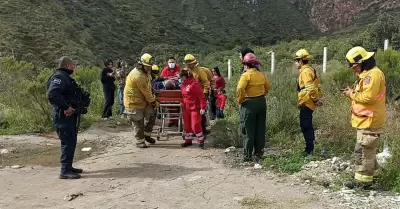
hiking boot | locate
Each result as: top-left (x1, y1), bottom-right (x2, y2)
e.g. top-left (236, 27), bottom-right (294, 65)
top-left (344, 180), bottom-right (372, 189)
top-left (181, 142), bottom-right (193, 147)
top-left (59, 172), bottom-right (81, 179)
top-left (136, 143), bottom-right (148, 148)
top-left (71, 167), bottom-right (83, 174)
top-left (145, 136), bottom-right (156, 144)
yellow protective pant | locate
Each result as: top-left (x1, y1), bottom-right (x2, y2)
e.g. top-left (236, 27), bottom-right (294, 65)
top-left (354, 128), bottom-right (382, 183)
top-left (125, 107), bottom-right (156, 145)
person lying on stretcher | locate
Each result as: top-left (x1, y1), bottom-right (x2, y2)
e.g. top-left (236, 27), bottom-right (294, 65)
top-left (152, 78), bottom-right (181, 126)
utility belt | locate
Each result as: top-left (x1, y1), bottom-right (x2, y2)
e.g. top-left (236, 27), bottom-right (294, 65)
top-left (245, 95), bottom-right (265, 101)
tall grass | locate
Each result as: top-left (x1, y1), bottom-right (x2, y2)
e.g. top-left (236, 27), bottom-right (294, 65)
top-left (211, 48), bottom-right (400, 192)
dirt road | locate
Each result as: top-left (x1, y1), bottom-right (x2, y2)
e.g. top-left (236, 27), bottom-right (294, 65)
top-left (1, 122), bottom-right (339, 209)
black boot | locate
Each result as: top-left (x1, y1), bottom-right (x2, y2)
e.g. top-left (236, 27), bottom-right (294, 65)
top-left (181, 141), bottom-right (193, 147)
top-left (145, 136), bottom-right (156, 144)
top-left (344, 180), bottom-right (372, 189)
top-left (60, 172), bottom-right (81, 179)
top-left (71, 167), bottom-right (83, 174)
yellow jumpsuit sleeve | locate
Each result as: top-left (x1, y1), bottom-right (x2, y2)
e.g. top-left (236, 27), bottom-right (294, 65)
top-left (199, 70), bottom-right (210, 93)
top-left (350, 72), bottom-right (381, 104)
top-left (236, 74), bottom-right (249, 104)
top-left (264, 76), bottom-right (272, 95)
top-left (298, 69), bottom-right (317, 105)
top-left (137, 76), bottom-right (156, 104)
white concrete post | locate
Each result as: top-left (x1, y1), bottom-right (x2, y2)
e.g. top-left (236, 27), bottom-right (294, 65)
top-left (228, 59), bottom-right (232, 80)
top-left (323, 47), bottom-right (327, 74)
top-left (384, 39), bottom-right (389, 51)
top-left (271, 51), bottom-right (275, 74)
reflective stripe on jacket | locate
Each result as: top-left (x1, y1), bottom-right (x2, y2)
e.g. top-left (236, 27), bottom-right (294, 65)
top-left (349, 66), bottom-right (386, 129)
top-left (297, 65), bottom-right (321, 111)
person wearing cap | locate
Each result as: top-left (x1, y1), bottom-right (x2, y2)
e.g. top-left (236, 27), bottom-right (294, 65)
top-left (342, 46), bottom-right (386, 189)
top-left (124, 53), bottom-right (159, 148)
top-left (184, 54), bottom-right (211, 135)
top-left (100, 59), bottom-right (116, 120)
top-left (237, 53), bottom-right (271, 162)
top-left (294, 49), bottom-right (323, 155)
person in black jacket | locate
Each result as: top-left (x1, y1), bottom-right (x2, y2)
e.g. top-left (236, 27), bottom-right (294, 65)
top-left (47, 56), bottom-right (90, 179)
top-left (101, 59), bottom-right (116, 119)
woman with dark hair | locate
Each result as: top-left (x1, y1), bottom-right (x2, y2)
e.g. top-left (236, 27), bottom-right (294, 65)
top-left (210, 67), bottom-right (226, 117)
top-left (100, 59), bottom-right (116, 120)
top-left (237, 53), bottom-right (271, 162)
top-left (213, 67), bottom-right (226, 91)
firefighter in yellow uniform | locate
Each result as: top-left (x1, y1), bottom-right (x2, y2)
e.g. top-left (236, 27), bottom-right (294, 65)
top-left (124, 53), bottom-right (159, 148)
top-left (294, 49), bottom-right (322, 155)
top-left (342, 46), bottom-right (386, 189)
top-left (236, 53), bottom-right (271, 162)
top-left (184, 54), bottom-right (211, 135)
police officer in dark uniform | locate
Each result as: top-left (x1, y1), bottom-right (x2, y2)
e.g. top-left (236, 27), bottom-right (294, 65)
top-left (47, 56), bottom-right (90, 179)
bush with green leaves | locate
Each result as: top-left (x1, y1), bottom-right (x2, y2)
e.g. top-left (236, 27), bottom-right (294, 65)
top-left (0, 57), bottom-right (106, 134)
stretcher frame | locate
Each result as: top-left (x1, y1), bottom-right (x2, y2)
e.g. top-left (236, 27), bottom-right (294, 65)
top-left (156, 90), bottom-right (184, 140)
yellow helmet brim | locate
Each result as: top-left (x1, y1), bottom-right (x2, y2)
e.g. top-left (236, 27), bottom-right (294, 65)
top-left (363, 52), bottom-right (375, 61)
top-left (185, 60), bottom-right (197, 65)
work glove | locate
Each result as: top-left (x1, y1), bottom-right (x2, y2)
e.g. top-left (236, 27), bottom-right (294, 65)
top-left (151, 101), bottom-right (160, 108)
top-left (200, 109), bottom-right (206, 115)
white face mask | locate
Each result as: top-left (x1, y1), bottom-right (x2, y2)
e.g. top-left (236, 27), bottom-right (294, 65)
top-left (168, 63), bottom-right (176, 69)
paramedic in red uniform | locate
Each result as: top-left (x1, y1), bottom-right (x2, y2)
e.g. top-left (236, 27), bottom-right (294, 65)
top-left (161, 57), bottom-right (182, 79)
top-left (179, 69), bottom-right (207, 148)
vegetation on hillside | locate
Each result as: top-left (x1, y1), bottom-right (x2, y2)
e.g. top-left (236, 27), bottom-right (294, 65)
top-left (0, 0), bottom-right (313, 67)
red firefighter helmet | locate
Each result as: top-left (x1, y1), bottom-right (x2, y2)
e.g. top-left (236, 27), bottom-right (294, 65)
top-left (242, 53), bottom-right (261, 65)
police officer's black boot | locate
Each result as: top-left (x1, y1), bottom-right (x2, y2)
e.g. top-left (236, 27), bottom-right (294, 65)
top-left (60, 165), bottom-right (81, 179)
top-left (71, 167), bottom-right (83, 173)
top-left (145, 136), bottom-right (156, 144)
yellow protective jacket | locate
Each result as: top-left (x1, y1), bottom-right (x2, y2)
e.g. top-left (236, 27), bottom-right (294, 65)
top-left (204, 68), bottom-right (215, 90)
top-left (298, 64), bottom-right (321, 111)
top-left (349, 67), bottom-right (386, 129)
top-left (236, 68), bottom-right (271, 104)
top-left (191, 65), bottom-right (210, 93)
top-left (124, 68), bottom-right (156, 109)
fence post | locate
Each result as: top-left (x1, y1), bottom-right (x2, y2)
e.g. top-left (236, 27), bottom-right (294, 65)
top-left (323, 47), bottom-right (327, 74)
top-left (228, 59), bottom-right (232, 80)
top-left (384, 39), bottom-right (389, 51)
top-left (271, 51), bottom-right (275, 75)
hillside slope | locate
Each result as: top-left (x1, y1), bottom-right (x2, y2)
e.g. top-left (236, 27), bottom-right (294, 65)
top-left (0, 0), bottom-right (313, 66)
top-left (290, 0), bottom-right (400, 32)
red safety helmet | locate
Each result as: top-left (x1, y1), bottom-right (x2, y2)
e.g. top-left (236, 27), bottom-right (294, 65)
top-left (242, 53), bottom-right (261, 65)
